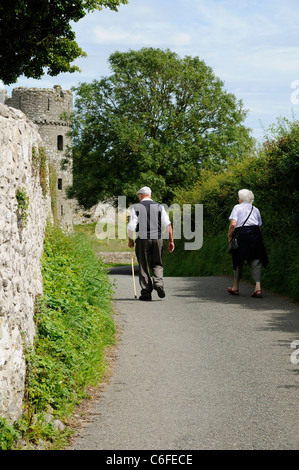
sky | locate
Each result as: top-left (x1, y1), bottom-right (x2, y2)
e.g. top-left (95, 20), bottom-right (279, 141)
top-left (2, 0), bottom-right (299, 141)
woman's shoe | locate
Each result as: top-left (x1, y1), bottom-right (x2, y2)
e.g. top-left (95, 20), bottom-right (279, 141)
top-left (227, 287), bottom-right (239, 296)
top-left (251, 290), bottom-right (262, 298)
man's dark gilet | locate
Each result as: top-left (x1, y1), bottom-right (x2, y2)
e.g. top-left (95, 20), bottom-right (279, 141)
top-left (135, 200), bottom-right (162, 240)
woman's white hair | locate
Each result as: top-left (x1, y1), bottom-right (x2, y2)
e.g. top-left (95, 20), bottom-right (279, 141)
top-left (238, 189), bottom-right (254, 204)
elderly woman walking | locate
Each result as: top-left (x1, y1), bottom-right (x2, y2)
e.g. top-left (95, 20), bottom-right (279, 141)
top-left (227, 189), bottom-right (268, 298)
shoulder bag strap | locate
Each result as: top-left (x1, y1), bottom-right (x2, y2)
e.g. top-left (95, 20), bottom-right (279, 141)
top-left (242, 206), bottom-right (253, 227)
top-left (232, 206), bottom-right (253, 240)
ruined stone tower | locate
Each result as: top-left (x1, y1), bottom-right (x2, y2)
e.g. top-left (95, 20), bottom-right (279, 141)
top-left (5, 85), bottom-right (73, 230)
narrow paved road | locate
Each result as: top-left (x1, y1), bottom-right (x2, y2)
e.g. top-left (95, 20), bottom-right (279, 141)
top-left (71, 271), bottom-right (299, 450)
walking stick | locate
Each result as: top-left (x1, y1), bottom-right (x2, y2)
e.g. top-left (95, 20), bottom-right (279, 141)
top-left (131, 246), bottom-right (137, 299)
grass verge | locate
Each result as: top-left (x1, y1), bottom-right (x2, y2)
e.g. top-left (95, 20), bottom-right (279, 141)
top-left (0, 223), bottom-right (116, 450)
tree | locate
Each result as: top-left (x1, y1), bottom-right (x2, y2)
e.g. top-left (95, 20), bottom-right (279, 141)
top-left (0, 0), bottom-right (128, 84)
top-left (67, 47), bottom-right (254, 208)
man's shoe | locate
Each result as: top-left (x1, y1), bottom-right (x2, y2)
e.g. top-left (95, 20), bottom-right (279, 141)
top-left (156, 286), bottom-right (165, 298)
top-left (139, 295), bottom-right (152, 301)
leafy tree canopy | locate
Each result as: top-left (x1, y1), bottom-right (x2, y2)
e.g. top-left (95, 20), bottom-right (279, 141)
top-left (67, 47), bottom-right (255, 207)
top-left (0, 0), bottom-right (128, 84)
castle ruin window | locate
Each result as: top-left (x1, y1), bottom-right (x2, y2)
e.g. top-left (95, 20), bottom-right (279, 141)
top-left (58, 178), bottom-right (63, 190)
top-left (57, 135), bottom-right (63, 151)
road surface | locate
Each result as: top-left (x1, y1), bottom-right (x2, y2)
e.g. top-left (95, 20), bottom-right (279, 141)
top-left (70, 271), bottom-right (299, 450)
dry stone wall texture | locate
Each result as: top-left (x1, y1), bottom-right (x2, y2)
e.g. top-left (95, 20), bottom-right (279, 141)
top-left (0, 103), bottom-right (51, 422)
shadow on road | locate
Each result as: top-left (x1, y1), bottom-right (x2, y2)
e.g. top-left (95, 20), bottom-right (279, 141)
top-left (108, 265), bottom-right (138, 275)
top-left (171, 276), bottom-right (299, 345)
top-left (108, 269), bottom-right (299, 366)
top-left (171, 275), bottom-right (297, 308)
top-left (109, 270), bottom-right (299, 337)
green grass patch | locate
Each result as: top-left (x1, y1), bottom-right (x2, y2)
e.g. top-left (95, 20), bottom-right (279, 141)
top-left (74, 222), bottom-right (130, 254)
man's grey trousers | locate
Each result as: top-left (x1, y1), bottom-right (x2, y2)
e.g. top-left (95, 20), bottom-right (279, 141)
top-left (135, 238), bottom-right (164, 297)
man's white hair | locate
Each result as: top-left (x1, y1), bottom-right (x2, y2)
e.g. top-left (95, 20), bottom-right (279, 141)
top-left (238, 189), bottom-right (254, 204)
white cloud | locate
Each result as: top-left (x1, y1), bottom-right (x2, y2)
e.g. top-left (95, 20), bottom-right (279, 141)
top-left (171, 33), bottom-right (191, 46)
top-left (94, 26), bottom-right (140, 44)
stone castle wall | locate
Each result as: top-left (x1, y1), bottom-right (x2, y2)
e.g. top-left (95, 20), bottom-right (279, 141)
top-left (5, 86), bottom-right (74, 231)
top-left (0, 102), bottom-right (51, 422)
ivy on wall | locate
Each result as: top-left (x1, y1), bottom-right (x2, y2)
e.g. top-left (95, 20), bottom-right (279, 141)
top-left (48, 163), bottom-right (58, 225)
top-left (16, 187), bottom-right (29, 232)
top-left (32, 145), bottom-right (48, 197)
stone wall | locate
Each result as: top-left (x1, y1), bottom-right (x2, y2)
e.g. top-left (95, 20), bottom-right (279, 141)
top-left (0, 103), bottom-right (51, 422)
top-left (5, 86), bottom-right (73, 232)
top-left (97, 251), bottom-right (136, 265)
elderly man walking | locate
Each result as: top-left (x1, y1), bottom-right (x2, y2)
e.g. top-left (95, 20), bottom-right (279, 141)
top-left (128, 186), bottom-right (175, 301)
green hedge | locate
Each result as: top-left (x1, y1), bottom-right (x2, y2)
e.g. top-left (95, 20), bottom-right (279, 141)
top-left (165, 117), bottom-right (299, 301)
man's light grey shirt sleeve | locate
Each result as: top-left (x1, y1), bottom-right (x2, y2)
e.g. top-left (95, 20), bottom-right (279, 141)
top-left (127, 206), bottom-right (138, 238)
top-left (161, 205), bottom-right (171, 228)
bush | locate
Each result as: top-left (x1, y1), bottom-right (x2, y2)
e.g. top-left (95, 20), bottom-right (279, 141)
top-left (27, 225), bottom-right (116, 416)
top-left (167, 117), bottom-right (299, 301)
top-left (0, 418), bottom-right (20, 450)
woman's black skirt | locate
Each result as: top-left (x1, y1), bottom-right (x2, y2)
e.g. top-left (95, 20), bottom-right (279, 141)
top-left (232, 225), bottom-right (268, 270)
